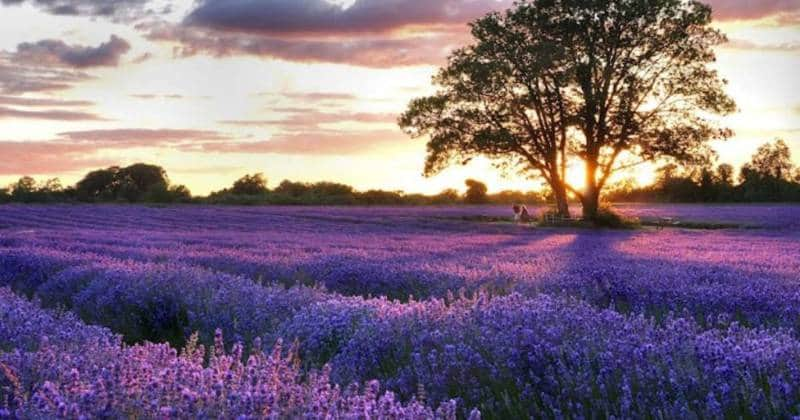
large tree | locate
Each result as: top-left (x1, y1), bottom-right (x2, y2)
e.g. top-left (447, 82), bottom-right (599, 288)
top-left (401, 0), bottom-right (735, 219)
top-left (399, 6), bottom-right (575, 216)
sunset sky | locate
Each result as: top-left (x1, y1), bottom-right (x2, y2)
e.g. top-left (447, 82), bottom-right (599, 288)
top-left (1, 0), bottom-right (799, 195)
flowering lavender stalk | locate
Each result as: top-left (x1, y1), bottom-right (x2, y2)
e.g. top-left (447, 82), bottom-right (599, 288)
top-left (0, 289), bottom-right (461, 418)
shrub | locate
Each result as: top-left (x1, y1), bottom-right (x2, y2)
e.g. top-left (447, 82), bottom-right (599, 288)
top-left (593, 204), bottom-right (640, 229)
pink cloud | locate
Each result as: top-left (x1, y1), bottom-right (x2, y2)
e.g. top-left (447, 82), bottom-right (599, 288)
top-left (221, 110), bottom-right (397, 129)
top-left (0, 95), bottom-right (93, 107)
top-left (0, 140), bottom-right (110, 175)
top-left (705, 0), bottom-right (800, 21)
top-left (58, 128), bottom-right (229, 142)
top-left (143, 0), bottom-right (800, 69)
top-left (144, 21), bottom-right (466, 68)
top-left (199, 129), bottom-right (408, 155)
top-left (0, 105), bottom-right (103, 121)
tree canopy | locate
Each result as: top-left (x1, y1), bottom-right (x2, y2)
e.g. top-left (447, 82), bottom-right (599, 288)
top-left (400, 0), bottom-right (735, 219)
top-left (231, 173), bottom-right (269, 195)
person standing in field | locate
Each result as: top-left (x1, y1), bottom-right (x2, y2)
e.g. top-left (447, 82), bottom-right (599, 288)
top-left (512, 204), bottom-right (532, 224)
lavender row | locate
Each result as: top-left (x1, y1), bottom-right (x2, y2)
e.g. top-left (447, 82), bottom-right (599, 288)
top-left (4, 224), bottom-right (799, 332)
top-left (3, 252), bottom-right (800, 417)
top-left (0, 288), bottom-right (463, 418)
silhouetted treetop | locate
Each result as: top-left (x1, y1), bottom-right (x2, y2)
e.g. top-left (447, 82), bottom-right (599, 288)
top-left (231, 173), bottom-right (269, 195)
top-left (464, 179), bottom-right (489, 204)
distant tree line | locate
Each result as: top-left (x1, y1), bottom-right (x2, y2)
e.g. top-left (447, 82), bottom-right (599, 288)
top-left (0, 164), bottom-right (544, 206)
top-left (4, 141), bottom-right (799, 206)
top-left (0, 163), bottom-right (191, 204)
top-left (206, 176), bottom-right (545, 206)
top-left (605, 140), bottom-right (800, 203)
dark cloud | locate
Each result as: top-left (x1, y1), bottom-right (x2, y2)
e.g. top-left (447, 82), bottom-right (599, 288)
top-left (14, 35), bottom-right (131, 68)
top-left (184, 0), bottom-right (512, 35)
top-left (143, 0), bottom-right (800, 68)
top-left (184, 0), bottom-right (799, 33)
top-left (144, 21), bottom-right (466, 67)
top-left (0, 105), bottom-right (103, 121)
top-left (0, 0), bottom-right (148, 20)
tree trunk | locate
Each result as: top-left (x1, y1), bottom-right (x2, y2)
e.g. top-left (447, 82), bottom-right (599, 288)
top-left (549, 177), bottom-right (570, 217)
top-left (582, 160), bottom-right (600, 221)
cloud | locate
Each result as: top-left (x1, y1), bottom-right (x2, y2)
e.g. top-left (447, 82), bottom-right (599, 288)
top-left (0, 95), bottom-right (93, 107)
top-left (275, 92), bottom-right (358, 102)
top-left (0, 128), bottom-right (236, 176)
top-left (130, 93), bottom-right (185, 99)
top-left (221, 110), bottom-right (396, 129)
top-left (0, 54), bottom-right (91, 94)
top-left (0, 140), bottom-right (110, 175)
top-left (14, 35), bottom-right (131, 68)
top-left (142, 0), bottom-right (800, 69)
top-left (57, 128), bottom-right (233, 147)
top-left (723, 39), bottom-right (800, 52)
top-left (705, 0), bottom-right (800, 21)
top-left (199, 129), bottom-right (408, 155)
top-left (144, 20), bottom-right (467, 67)
top-left (0, 105), bottom-right (103, 120)
top-left (184, 0), bottom-right (512, 35)
top-left (0, 0), bottom-right (148, 20)
top-left (183, 0), bottom-right (798, 35)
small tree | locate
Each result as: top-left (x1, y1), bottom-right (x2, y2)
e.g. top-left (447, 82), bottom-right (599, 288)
top-left (232, 173), bottom-right (269, 195)
top-left (745, 139), bottom-right (793, 181)
top-left (464, 179), bottom-right (489, 204)
top-left (431, 189), bottom-right (462, 205)
top-left (716, 164), bottom-right (734, 187)
top-left (10, 176), bottom-right (37, 201)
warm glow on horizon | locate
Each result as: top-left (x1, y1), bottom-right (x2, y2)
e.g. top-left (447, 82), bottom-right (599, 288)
top-left (1, 0), bottom-right (798, 196)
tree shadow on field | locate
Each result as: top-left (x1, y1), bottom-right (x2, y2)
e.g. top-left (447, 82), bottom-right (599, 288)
top-left (550, 229), bottom-right (800, 331)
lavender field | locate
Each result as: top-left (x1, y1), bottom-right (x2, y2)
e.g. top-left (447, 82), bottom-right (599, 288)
top-left (1, 204), bottom-right (800, 418)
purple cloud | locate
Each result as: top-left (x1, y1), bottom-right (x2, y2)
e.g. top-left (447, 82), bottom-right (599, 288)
top-left (143, 0), bottom-right (800, 68)
top-left (14, 35), bottom-right (131, 69)
top-left (0, 0), bottom-right (148, 20)
top-left (184, 0), bottom-right (513, 35)
top-left (0, 55), bottom-right (91, 94)
top-left (144, 21), bottom-right (467, 67)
